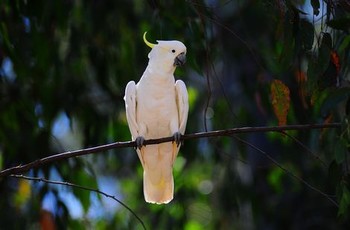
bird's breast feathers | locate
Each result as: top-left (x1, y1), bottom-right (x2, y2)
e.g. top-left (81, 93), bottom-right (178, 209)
top-left (136, 80), bottom-right (178, 138)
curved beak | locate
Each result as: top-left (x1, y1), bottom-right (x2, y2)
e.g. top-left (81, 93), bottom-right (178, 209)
top-left (174, 52), bottom-right (186, 67)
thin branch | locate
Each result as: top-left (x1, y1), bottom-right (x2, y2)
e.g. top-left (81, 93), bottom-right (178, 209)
top-left (278, 130), bottom-right (328, 167)
top-left (191, 0), bottom-right (212, 132)
top-left (0, 123), bottom-right (341, 178)
top-left (233, 136), bottom-right (339, 207)
top-left (10, 174), bottom-right (147, 230)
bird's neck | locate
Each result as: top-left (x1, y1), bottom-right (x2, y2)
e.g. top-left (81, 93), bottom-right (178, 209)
top-left (147, 59), bottom-right (176, 75)
top-left (142, 67), bottom-right (175, 84)
top-left (139, 67), bottom-right (175, 87)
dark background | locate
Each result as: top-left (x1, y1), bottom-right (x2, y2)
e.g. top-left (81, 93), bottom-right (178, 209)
top-left (1, 0), bottom-right (350, 229)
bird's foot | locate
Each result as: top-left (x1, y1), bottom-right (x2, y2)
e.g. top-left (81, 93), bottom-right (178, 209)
top-left (135, 136), bottom-right (145, 150)
top-left (172, 132), bottom-right (182, 147)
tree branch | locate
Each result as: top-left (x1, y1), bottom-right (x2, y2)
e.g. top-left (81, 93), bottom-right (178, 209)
top-left (0, 123), bottom-right (341, 178)
top-left (10, 174), bottom-right (146, 230)
top-left (233, 135), bottom-right (339, 207)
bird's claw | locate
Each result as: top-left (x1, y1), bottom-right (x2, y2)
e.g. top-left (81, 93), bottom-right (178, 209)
top-left (135, 136), bottom-right (145, 150)
top-left (173, 132), bottom-right (182, 147)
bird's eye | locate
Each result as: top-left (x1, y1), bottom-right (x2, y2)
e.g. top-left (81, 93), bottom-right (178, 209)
top-left (172, 49), bottom-right (176, 53)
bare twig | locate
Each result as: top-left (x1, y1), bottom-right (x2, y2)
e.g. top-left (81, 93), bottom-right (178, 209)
top-left (278, 130), bottom-right (328, 167)
top-left (233, 136), bottom-right (339, 207)
top-left (0, 123), bottom-right (341, 178)
top-left (10, 174), bottom-right (147, 230)
top-left (191, 0), bottom-right (212, 132)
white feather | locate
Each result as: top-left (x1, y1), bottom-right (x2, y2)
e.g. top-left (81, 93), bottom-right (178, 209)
top-left (124, 38), bottom-right (188, 204)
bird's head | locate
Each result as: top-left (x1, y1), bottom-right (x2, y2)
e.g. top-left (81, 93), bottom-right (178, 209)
top-left (143, 32), bottom-right (187, 74)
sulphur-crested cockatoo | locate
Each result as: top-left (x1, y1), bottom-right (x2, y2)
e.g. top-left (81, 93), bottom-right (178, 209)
top-left (124, 32), bottom-right (188, 204)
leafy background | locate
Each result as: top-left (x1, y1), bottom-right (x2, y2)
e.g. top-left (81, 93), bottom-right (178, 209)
top-left (1, 0), bottom-right (350, 229)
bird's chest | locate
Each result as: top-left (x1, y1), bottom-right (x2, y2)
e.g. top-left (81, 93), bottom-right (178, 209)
top-left (137, 83), bottom-right (177, 119)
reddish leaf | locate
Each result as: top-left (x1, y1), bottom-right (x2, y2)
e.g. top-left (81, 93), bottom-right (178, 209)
top-left (330, 50), bottom-right (340, 75)
top-left (271, 79), bottom-right (290, 126)
top-left (40, 209), bottom-right (56, 230)
top-left (319, 50), bottom-right (340, 89)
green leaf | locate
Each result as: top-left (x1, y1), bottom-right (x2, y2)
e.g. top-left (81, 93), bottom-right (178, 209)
top-left (339, 35), bottom-right (350, 53)
top-left (268, 167), bottom-right (284, 193)
top-left (328, 161), bottom-right (342, 189)
top-left (185, 220), bottom-right (202, 230)
top-left (187, 86), bottom-right (198, 111)
top-left (321, 88), bottom-right (350, 115)
top-left (0, 22), bottom-right (13, 54)
top-left (72, 170), bottom-right (97, 212)
top-left (68, 220), bottom-right (86, 230)
top-left (311, 89), bottom-right (330, 115)
top-left (338, 185), bottom-right (350, 217)
top-left (335, 139), bottom-right (347, 164)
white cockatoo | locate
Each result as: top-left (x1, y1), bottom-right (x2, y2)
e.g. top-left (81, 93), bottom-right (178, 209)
top-left (124, 32), bottom-right (189, 204)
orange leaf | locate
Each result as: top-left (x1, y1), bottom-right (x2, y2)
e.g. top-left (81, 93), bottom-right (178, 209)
top-left (40, 209), bottom-right (56, 230)
top-left (330, 50), bottom-right (340, 75)
top-left (270, 79), bottom-right (290, 126)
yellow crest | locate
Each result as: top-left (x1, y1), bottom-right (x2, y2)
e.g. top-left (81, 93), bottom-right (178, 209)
top-left (143, 32), bottom-right (156, 48)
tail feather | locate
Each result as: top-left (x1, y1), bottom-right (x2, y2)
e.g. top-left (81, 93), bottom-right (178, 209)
top-left (138, 143), bottom-right (178, 204)
top-left (144, 171), bottom-right (174, 204)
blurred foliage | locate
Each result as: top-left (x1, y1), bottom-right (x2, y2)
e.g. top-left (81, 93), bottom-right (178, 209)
top-left (1, 0), bottom-right (350, 229)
